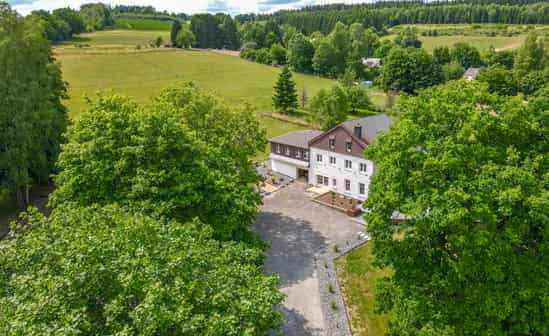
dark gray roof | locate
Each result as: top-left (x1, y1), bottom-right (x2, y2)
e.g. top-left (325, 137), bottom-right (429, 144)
top-left (341, 114), bottom-right (393, 144)
top-left (270, 130), bottom-right (323, 148)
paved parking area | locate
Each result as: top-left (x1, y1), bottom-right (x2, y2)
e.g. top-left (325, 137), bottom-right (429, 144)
top-left (254, 182), bottom-right (364, 335)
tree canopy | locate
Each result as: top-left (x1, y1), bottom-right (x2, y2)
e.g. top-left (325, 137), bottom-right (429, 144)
top-left (0, 7), bottom-right (67, 208)
top-left (0, 206), bottom-right (283, 335)
top-left (51, 84), bottom-right (265, 242)
top-left (365, 80), bottom-right (549, 336)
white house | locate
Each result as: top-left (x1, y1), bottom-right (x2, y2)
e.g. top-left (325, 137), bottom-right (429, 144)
top-left (308, 114), bottom-right (392, 201)
top-left (269, 114), bottom-right (393, 201)
top-left (463, 67), bottom-right (480, 81)
top-left (362, 57), bottom-right (382, 68)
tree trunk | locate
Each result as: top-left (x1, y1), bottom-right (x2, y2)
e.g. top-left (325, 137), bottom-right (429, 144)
top-left (15, 187), bottom-right (26, 209)
top-left (25, 185), bottom-right (30, 206)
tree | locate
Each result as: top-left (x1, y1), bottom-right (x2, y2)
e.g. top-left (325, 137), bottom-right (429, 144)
top-left (394, 27), bottom-right (422, 48)
top-left (272, 66), bottom-right (299, 114)
top-left (80, 3), bottom-right (113, 31)
top-left (170, 19), bottom-right (181, 46)
top-left (451, 42), bottom-right (482, 69)
top-left (327, 22), bottom-right (350, 75)
top-left (518, 68), bottom-right (549, 95)
top-left (309, 85), bottom-right (349, 130)
top-left (365, 80), bottom-right (549, 336)
top-left (190, 13), bottom-right (222, 49)
top-left (154, 35), bottom-right (163, 48)
top-left (269, 43), bottom-right (287, 65)
top-left (381, 47), bottom-right (444, 94)
top-left (433, 46), bottom-right (451, 65)
top-left (220, 16), bottom-right (240, 50)
top-left (313, 40), bottom-right (339, 77)
top-left (374, 39), bottom-right (396, 59)
top-left (52, 7), bottom-right (85, 36)
top-left (0, 206), bottom-right (284, 335)
top-left (51, 87), bottom-right (265, 242)
top-left (483, 47), bottom-right (514, 69)
top-left (514, 32), bottom-right (546, 76)
top-left (287, 33), bottom-right (314, 73)
top-left (176, 26), bottom-right (195, 49)
top-left (476, 64), bottom-right (518, 96)
top-left (0, 9), bottom-right (67, 208)
top-left (300, 87), bottom-right (308, 109)
top-left (442, 61), bottom-right (465, 81)
top-left (346, 86), bottom-right (373, 114)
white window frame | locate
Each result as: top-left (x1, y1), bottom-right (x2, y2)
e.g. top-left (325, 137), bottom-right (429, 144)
top-left (359, 163), bottom-right (367, 174)
top-left (345, 160), bottom-right (352, 170)
top-left (345, 179), bottom-right (351, 192)
top-left (285, 146), bottom-right (290, 156)
top-left (295, 149), bottom-right (301, 159)
top-left (329, 156), bottom-right (336, 165)
top-left (275, 143), bottom-right (281, 153)
top-left (303, 151), bottom-right (309, 160)
top-left (316, 154), bottom-right (323, 162)
top-left (329, 138), bottom-right (336, 149)
top-left (346, 142), bottom-right (352, 153)
top-left (317, 175), bottom-right (324, 185)
top-left (332, 178), bottom-right (337, 187)
top-left (359, 183), bottom-right (365, 195)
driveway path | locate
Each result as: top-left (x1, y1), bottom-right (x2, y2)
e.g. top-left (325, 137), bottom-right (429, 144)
top-left (255, 182), bottom-right (364, 335)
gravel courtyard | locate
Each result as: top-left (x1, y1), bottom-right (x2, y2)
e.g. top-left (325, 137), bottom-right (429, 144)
top-left (254, 182), bottom-right (365, 335)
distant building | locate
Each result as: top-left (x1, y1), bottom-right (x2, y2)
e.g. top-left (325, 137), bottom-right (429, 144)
top-left (269, 114), bottom-right (393, 201)
top-left (362, 57), bottom-right (382, 68)
top-left (360, 81), bottom-right (373, 88)
top-left (463, 67), bottom-right (480, 81)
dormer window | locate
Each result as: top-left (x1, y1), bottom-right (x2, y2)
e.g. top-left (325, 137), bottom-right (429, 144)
top-left (354, 125), bottom-right (362, 139)
top-left (329, 137), bottom-right (336, 149)
top-left (346, 141), bottom-right (352, 152)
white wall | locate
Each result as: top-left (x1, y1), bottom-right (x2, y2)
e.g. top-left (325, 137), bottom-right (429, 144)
top-left (308, 147), bottom-right (374, 201)
top-left (271, 157), bottom-right (298, 179)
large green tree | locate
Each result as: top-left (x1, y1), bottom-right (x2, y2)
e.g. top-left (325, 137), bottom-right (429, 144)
top-left (272, 66), bottom-right (299, 114)
top-left (287, 33), bottom-right (314, 73)
top-left (0, 205), bottom-right (284, 335)
top-left (365, 81), bottom-right (549, 336)
top-left (0, 7), bottom-right (67, 208)
top-left (476, 64), bottom-right (518, 96)
top-left (381, 47), bottom-right (444, 93)
top-left (309, 85), bottom-right (349, 130)
top-left (51, 87), bottom-right (265, 242)
top-left (451, 42), bottom-right (482, 69)
top-left (514, 32), bottom-right (547, 76)
top-left (170, 19), bottom-right (181, 46)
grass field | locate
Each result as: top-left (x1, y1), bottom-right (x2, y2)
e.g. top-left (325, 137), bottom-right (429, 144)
top-left (114, 17), bottom-right (173, 31)
top-left (336, 243), bottom-right (393, 336)
top-left (383, 33), bottom-right (525, 52)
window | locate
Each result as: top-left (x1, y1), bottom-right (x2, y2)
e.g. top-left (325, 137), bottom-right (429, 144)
top-left (316, 154), bottom-right (323, 162)
top-left (346, 142), bottom-right (352, 152)
top-left (329, 156), bottom-right (336, 165)
top-left (317, 175), bottom-right (324, 185)
top-left (359, 183), bottom-right (365, 195)
top-left (317, 175), bottom-right (328, 186)
top-left (303, 151), bottom-right (309, 160)
top-left (359, 163), bottom-right (367, 174)
top-left (354, 126), bottom-right (362, 139)
top-left (345, 160), bottom-right (352, 170)
top-left (295, 149), bottom-right (301, 159)
top-left (329, 138), bottom-right (336, 149)
top-left (285, 146), bottom-right (290, 156)
top-left (345, 179), bottom-right (351, 192)
top-left (275, 143), bottom-right (281, 153)
top-left (332, 178), bottom-right (337, 187)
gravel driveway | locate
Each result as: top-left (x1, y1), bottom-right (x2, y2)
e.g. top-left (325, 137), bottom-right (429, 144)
top-left (254, 182), bottom-right (364, 335)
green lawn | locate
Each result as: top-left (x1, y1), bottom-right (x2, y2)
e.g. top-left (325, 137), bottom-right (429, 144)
top-left (63, 29), bottom-right (170, 47)
top-left (383, 32), bottom-right (526, 52)
top-left (114, 18), bottom-right (173, 31)
top-left (336, 243), bottom-right (393, 336)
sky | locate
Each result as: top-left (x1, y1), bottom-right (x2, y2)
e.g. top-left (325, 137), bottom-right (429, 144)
top-left (8, 0), bottom-right (373, 16)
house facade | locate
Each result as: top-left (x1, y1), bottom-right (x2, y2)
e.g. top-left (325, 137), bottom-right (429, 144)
top-left (269, 130), bottom-right (323, 179)
top-left (269, 114), bottom-right (392, 201)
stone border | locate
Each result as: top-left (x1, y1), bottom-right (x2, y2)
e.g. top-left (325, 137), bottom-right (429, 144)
top-left (316, 235), bottom-right (370, 336)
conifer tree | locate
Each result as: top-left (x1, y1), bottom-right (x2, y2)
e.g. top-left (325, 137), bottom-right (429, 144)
top-left (272, 66), bottom-right (298, 114)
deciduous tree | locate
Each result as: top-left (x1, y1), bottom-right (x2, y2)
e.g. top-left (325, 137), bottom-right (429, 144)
top-left (365, 81), bottom-right (549, 336)
top-left (0, 8), bottom-right (67, 208)
top-left (0, 206), bottom-right (284, 335)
